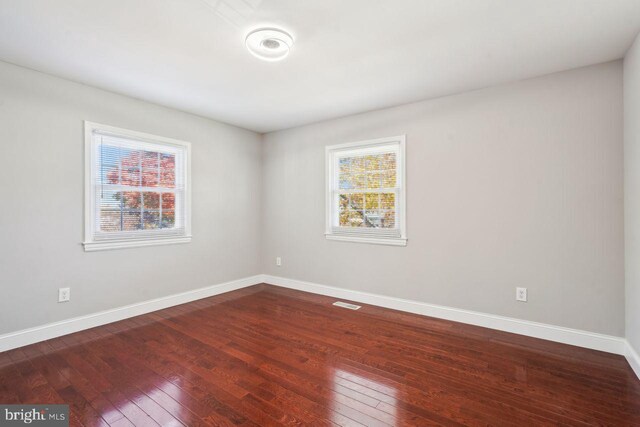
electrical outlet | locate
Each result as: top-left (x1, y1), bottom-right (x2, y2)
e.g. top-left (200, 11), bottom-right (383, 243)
top-left (58, 287), bottom-right (70, 303)
top-left (276, 256), bottom-right (282, 267)
top-left (516, 287), bottom-right (527, 302)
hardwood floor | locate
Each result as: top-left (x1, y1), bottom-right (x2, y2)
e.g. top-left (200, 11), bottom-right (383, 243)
top-left (1, 284), bottom-right (639, 426)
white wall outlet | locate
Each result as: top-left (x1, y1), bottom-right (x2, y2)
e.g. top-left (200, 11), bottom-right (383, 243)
top-left (58, 287), bottom-right (70, 303)
top-left (276, 256), bottom-right (282, 267)
top-left (516, 287), bottom-right (527, 302)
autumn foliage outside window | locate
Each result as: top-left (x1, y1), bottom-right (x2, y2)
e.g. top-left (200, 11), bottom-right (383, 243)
top-left (338, 152), bottom-right (397, 229)
top-left (99, 145), bottom-right (178, 232)
top-left (84, 122), bottom-right (191, 251)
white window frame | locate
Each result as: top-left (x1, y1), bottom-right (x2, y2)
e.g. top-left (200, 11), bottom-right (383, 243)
top-left (83, 121), bottom-right (192, 252)
top-left (325, 135), bottom-right (407, 246)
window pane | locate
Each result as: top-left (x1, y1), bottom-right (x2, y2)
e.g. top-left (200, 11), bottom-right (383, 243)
top-left (99, 191), bottom-right (121, 232)
top-left (363, 210), bottom-right (383, 228)
top-left (365, 193), bottom-right (379, 210)
top-left (121, 149), bottom-right (141, 168)
top-left (339, 194), bottom-right (348, 209)
top-left (99, 145), bottom-right (120, 167)
top-left (121, 167), bottom-right (140, 186)
top-left (100, 191), bottom-right (122, 210)
top-left (142, 151), bottom-right (159, 169)
top-left (339, 210), bottom-right (364, 227)
top-left (143, 211), bottom-right (160, 229)
top-left (100, 210), bottom-right (121, 232)
top-left (161, 193), bottom-right (175, 210)
top-left (160, 168), bottom-right (175, 188)
top-left (122, 211), bottom-right (142, 230)
top-left (367, 172), bottom-right (382, 189)
top-left (160, 154), bottom-right (175, 188)
top-left (340, 174), bottom-right (365, 190)
top-left (143, 192), bottom-right (159, 209)
top-left (351, 157), bottom-right (365, 174)
top-left (381, 170), bottom-right (396, 187)
top-left (380, 193), bottom-right (395, 210)
top-left (161, 153), bottom-right (175, 170)
top-left (365, 155), bottom-right (381, 170)
top-left (339, 157), bottom-right (352, 175)
top-left (338, 157), bottom-right (351, 175)
top-left (101, 165), bottom-right (119, 185)
top-left (142, 168), bottom-right (159, 187)
top-left (339, 174), bottom-right (354, 190)
top-left (382, 210), bottom-right (396, 228)
top-left (122, 191), bottom-right (141, 209)
top-left (380, 153), bottom-right (396, 170)
top-left (349, 194), bottom-right (364, 210)
top-left (162, 210), bottom-right (175, 228)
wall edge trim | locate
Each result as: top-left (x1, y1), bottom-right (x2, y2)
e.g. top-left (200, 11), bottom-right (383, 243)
top-left (0, 275), bottom-right (263, 353)
top-left (262, 274), bottom-right (628, 357)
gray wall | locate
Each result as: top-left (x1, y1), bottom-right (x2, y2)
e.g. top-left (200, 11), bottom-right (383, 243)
top-left (0, 58), bottom-right (627, 339)
top-left (0, 61), bottom-right (262, 334)
top-left (625, 33), bottom-right (640, 351)
top-left (262, 61), bottom-right (625, 336)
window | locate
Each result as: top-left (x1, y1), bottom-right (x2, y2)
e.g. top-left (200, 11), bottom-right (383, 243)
top-left (83, 122), bottom-right (191, 251)
top-left (325, 135), bottom-right (406, 246)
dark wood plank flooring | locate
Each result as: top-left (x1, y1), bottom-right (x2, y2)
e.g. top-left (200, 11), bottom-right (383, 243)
top-left (1, 284), bottom-right (639, 426)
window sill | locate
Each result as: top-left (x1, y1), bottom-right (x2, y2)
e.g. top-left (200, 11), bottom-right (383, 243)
top-left (325, 234), bottom-right (407, 246)
top-left (83, 236), bottom-right (192, 252)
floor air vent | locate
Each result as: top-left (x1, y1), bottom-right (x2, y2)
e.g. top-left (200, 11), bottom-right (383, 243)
top-left (332, 301), bottom-right (361, 310)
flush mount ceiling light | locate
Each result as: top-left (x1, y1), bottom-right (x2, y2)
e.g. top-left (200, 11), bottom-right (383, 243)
top-left (245, 28), bottom-right (293, 62)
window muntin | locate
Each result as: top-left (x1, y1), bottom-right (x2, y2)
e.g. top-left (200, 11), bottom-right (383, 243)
top-left (326, 136), bottom-right (406, 246)
top-left (84, 122), bottom-right (191, 251)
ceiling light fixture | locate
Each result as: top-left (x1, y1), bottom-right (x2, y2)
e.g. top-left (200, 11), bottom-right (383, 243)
top-left (245, 28), bottom-right (293, 62)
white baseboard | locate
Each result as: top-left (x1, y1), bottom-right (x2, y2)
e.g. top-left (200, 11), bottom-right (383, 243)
top-left (0, 275), bottom-right (263, 353)
top-left (625, 340), bottom-right (640, 379)
top-left (1, 272), bottom-right (638, 382)
top-left (261, 275), bottom-right (628, 356)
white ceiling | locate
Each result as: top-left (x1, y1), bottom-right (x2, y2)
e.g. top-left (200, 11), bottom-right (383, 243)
top-left (1, 0), bottom-right (640, 133)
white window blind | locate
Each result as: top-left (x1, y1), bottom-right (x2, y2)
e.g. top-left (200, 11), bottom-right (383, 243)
top-left (84, 122), bottom-right (191, 251)
top-left (326, 136), bottom-right (406, 246)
